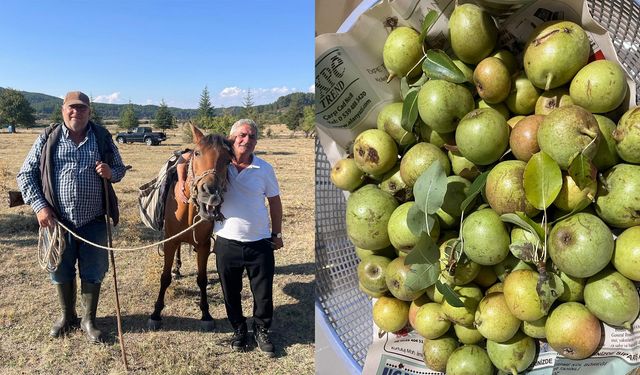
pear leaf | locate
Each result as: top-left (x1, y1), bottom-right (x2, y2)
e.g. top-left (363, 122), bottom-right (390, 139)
top-left (435, 280), bottom-right (464, 307)
top-left (401, 89), bottom-right (420, 132)
top-left (413, 162), bottom-right (447, 215)
top-left (567, 153), bottom-right (597, 190)
top-left (406, 263), bottom-right (439, 291)
top-left (460, 170), bottom-right (489, 213)
top-left (405, 232), bottom-right (440, 265)
top-left (523, 151), bottom-right (562, 210)
top-left (407, 203), bottom-right (426, 237)
top-left (422, 49), bottom-right (467, 83)
top-left (500, 213), bottom-right (543, 243)
top-left (537, 270), bottom-right (564, 315)
top-left (419, 10), bottom-right (439, 43)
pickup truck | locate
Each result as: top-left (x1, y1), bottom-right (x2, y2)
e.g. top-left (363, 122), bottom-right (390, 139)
top-left (115, 127), bottom-right (167, 146)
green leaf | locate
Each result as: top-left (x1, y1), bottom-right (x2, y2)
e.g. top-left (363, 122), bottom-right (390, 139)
top-left (405, 232), bottom-right (440, 265)
top-left (419, 10), bottom-right (439, 43)
top-left (400, 76), bottom-right (410, 98)
top-left (567, 154), bottom-right (597, 191)
top-left (460, 170), bottom-right (489, 213)
top-left (407, 203), bottom-right (426, 237)
top-left (536, 270), bottom-right (565, 315)
top-left (406, 263), bottom-right (440, 291)
top-left (422, 50), bottom-right (467, 83)
top-left (401, 89), bottom-right (420, 133)
top-left (523, 151), bottom-right (563, 210)
top-left (435, 280), bottom-right (464, 307)
top-left (500, 213), bottom-right (543, 243)
top-left (413, 162), bottom-right (448, 215)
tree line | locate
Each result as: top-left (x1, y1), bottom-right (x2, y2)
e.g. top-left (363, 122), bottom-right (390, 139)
top-left (0, 87), bottom-right (315, 137)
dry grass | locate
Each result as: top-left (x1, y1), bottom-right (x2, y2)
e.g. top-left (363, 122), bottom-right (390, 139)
top-left (0, 124), bottom-right (314, 374)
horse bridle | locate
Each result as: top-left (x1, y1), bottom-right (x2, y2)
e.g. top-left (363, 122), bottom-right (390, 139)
top-left (186, 158), bottom-right (226, 211)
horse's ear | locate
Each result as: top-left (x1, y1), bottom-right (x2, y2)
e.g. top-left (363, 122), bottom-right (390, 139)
top-left (191, 123), bottom-right (204, 144)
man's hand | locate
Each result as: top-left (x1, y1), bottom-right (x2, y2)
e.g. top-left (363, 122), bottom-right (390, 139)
top-left (36, 207), bottom-right (57, 228)
top-left (95, 161), bottom-right (112, 180)
top-left (175, 179), bottom-right (189, 203)
top-left (272, 237), bottom-right (284, 250)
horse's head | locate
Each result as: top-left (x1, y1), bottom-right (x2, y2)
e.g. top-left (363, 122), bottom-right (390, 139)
top-left (188, 124), bottom-right (234, 222)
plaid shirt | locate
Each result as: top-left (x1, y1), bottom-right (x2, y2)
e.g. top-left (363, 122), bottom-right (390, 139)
top-left (16, 125), bottom-right (126, 227)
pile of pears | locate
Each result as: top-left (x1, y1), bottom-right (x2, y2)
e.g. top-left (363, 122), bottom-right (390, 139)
top-left (330, 2), bottom-right (640, 374)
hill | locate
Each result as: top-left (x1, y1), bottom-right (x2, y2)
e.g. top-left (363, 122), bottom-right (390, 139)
top-left (0, 87), bottom-right (314, 121)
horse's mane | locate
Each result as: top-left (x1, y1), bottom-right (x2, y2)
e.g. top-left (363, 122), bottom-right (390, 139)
top-left (199, 134), bottom-right (233, 159)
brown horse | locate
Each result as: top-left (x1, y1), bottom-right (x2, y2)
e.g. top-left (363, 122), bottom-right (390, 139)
top-left (147, 124), bottom-right (233, 331)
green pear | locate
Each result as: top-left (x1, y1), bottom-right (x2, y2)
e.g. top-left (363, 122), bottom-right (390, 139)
top-left (503, 269), bottom-right (545, 322)
top-left (417, 79), bottom-right (475, 133)
top-left (507, 115), bottom-right (526, 128)
top-left (553, 172), bottom-right (596, 212)
top-left (595, 163), bottom-right (640, 228)
top-left (473, 266), bottom-right (498, 288)
top-left (399, 142), bottom-right (450, 187)
top-left (545, 302), bottom-right (601, 359)
top-left (330, 157), bottom-right (364, 191)
top-left (382, 26), bottom-right (423, 81)
top-left (535, 87), bottom-right (573, 115)
top-left (474, 292), bottom-right (522, 342)
top-left (505, 72), bottom-right (541, 115)
top-left (523, 21), bottom-right (590, 90)
top-left (548, 212), bottom-right (613, 278)
top-left (456, 108), bottom-right (510, 165)
top-left (372, 296), bottom-right (410, 332)
top-left (537, 105), bottom-right (600, 169)
top-left (584, 268), bottom-right (640, 329)
top-left (408, 294), bottom-right (432, 329)
top-left (570, 59), bottom-right (628, 113)
top-left (385, 256), bottom-right (426, 301)
top-left (449, 3), bottom-right (497, 64)
top-left (453, 323), bottom-right (485, 345)
top-left (612, 226), bottom-right (640, 281)
top-left (491, 49), bottom-right (519, 74)
top-left (486, 330), bottom-right (536, 374)
top-left (441, 283), bottom-right (483, 327)
top-left (377, 102), bottom-right (417, 146)
top-left (378, 164), bottom-right (413, 203)
top-left (355, 245), bottom-right (396, 260)
top-left (474, 57), bottom-right (511, 104)
top-left (357, 255), bottom-right (392, 294)
top-left (485, 160), bottom-right (539, 216)
top-left (388, 201), bottom-right (440, 252)
top-left (592, 114), bottom-right (621, 170)
top-left (446, 345), bottom-right (495, 375)
top-left (522, 316), bottom-right (547, 339)
top-left (477, 98), bottom-right (510, 120)
top-left (353, 129), bottom-right (398, 176)
top-left (423, 334), bottom-right (459, 372)
top-left (414, 302), bottom-right (451, 339)
top-left (440, 238), bottom-right (481, 285)
top-left (558, 271), bottom-right (586, 302)
top-left (346, 184), bottom-right (398, 250)
top-left (461, 208), bottom-right (511, 266)
top-left (448, 150), bottom-right (481, 181)
top-left (612, 106), bottom-right (640, 163)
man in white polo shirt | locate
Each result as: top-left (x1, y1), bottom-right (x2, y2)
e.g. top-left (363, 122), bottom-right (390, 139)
top-left (174, 118), bottom-right (283, 357)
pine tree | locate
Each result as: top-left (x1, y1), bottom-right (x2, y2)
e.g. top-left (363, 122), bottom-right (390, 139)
top-left (49, 104), bottom-right (63, 124)
top-left (282, 97), bottom-right (303, 132)
top-left (0, 88), bottom-right (36, 128)
top-left (197, 86), bottom-right (214, 119)
top-left (242, 88), bottom-right (257, 119)
top-left (155, 99), bottom-right (175, 129)
top-left (119, 101), bottom-right (138, 129)
top-left (89, 95), bottom-right (103, 126)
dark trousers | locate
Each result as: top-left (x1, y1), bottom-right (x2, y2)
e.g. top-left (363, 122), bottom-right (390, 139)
top-left (214, 236), bottom-right (275, 330)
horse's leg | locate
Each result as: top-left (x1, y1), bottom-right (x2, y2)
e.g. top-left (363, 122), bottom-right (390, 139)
top-left (196, 241), bottom-right (215, 331)
top-left (172, 245), bottom-right (182, 279)
top-left (148, 240), bottom-right (179, 330)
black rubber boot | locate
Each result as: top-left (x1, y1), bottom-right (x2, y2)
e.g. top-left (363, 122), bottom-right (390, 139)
top-left (80, 282), bottom-right (102, 344)
top-left (50, 281), bottom-right (78, 337)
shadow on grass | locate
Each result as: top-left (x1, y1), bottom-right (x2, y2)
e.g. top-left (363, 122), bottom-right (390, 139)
top-left (0, 213), bottom-right (39, 236)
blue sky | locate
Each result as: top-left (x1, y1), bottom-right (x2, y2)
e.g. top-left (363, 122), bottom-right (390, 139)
top-left (0, 0), bottom-right (314, 109)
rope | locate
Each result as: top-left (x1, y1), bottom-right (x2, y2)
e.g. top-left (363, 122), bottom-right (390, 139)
top-left (37, 225), bottom-right (66, 272)
top-left (38, 218), bottom-right (207, 257)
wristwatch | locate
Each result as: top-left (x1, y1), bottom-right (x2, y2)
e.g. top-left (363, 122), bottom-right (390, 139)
top-left (271, 232), bottom-right (282, 239)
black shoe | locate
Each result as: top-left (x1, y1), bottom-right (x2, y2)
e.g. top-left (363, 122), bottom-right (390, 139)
top-left (231, 323), bottom-right (248, 351)
top-left (253, 324), bottom-right (275, 357)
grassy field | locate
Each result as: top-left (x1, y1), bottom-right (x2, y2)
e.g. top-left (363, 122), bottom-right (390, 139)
top-left (0, 124), bottom-right (315, 374)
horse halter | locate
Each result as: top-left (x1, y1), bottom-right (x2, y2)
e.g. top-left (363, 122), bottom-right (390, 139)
top-left (186, 158), bottom-right (226, 215)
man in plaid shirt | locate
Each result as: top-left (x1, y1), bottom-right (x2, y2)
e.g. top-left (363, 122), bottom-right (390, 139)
top-left (16, 91), bottom-right (127, 343)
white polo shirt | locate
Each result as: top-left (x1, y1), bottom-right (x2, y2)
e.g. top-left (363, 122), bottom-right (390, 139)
top-left (214, 154), bottom-right (280, 242)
